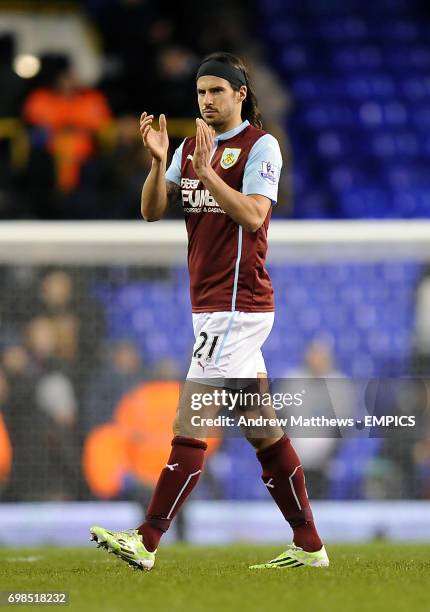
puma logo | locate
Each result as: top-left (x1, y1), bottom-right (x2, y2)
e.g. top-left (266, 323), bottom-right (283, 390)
top-left (265, 478), bottom-right (275, 489)
top-left (166, 463), bottom-right (179, 471)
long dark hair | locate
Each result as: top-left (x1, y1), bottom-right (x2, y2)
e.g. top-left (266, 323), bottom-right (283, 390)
top-left (200, 52), bottom-right (263, 130)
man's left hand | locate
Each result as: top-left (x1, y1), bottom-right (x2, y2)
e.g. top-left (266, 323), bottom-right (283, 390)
top-left (192, 118), bottom-right (215, 180)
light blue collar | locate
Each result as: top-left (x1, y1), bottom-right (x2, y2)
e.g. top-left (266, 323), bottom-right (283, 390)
top-left (214, 120), bottom-right (250, 143)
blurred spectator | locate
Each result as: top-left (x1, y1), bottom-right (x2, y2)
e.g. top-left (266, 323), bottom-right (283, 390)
top-left (292, 338), bottom-right (340, 378)
top-left (1, 320), bottom-right (78, 501)
top-left (173, 1), bottom-right (250, 56)
top-left (22, 55), bottom-right (112, 217)
top-left (281, 338), bottom-right (355, 498)
top-left (2, 341), bottom-right (29, 379)
top-left (24, 315), bottom-right (80, 500)
top-left (0, 34), bottom-right (29, 218)
top-left (367, 379), bottom-right (429, 499)
top-left (0, 265), bottom-right (38, 326)
top-left (0, 33), bottom-right (27, 117)
top-left (88, 0), bottom-right (170, 114)
top-left (413, 431), bottom-right (430, 499)
top-left (412, 265), bottom-right (430, 376)
top-left (109, 114), bottom-right (152, 216)
top-left (1, 334), bottom-right (35, 501)
top-left (34, 269), bottom-right (105, 393)
top-left (37, 271), bottom-right (79, 363)
top-left (0, 368), bottom-right (12, 495)
top-left (83, 339), bottom-right (148, 433)
top-left (74, 113), bottom-right (152, 218)
top-left (152, 46), bottom-right (198, 117)
top-left (151, 356), bottom-right (182, 380)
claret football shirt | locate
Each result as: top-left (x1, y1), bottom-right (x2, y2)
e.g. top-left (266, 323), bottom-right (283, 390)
top-left (166, 120), bottom-right (282, 313)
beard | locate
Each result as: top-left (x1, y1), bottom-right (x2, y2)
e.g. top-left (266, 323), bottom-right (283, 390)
top-left (203, 114), bottom-right (225, 129)
top-left (205, 118), bottom-right (223, 128)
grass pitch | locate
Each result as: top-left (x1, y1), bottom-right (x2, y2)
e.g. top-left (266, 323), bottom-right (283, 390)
top-left (0, 543), bottom-right (429, 612)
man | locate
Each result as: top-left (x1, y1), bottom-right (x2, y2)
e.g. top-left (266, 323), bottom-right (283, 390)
top-left (90, 52), bottom-right (329, 571)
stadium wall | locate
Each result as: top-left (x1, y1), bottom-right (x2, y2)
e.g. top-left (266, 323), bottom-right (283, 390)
top-left (0, 501), bottom-right (429, 546)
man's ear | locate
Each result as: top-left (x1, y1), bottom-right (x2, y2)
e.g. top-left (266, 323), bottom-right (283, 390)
top-left (238, 85), bottom-right (247, 103)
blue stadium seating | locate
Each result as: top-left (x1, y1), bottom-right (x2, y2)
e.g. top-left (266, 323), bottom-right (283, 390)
top-left (95, 261), bottom-right (421, 379)
top-left (329, 438), bottom-right (383, 499)
top-left (259, 1), bottom-right (430, 218)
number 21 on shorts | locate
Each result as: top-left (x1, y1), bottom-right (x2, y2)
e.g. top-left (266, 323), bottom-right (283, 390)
top-left (192, 332), bottom-right (219, 363)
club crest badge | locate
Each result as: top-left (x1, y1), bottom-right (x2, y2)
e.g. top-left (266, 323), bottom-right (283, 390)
top-left (220, 148), bottom-right (241, 169)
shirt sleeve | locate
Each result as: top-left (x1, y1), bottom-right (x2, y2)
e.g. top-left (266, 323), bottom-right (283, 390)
top-left (242, 134), bottom-right (283, 205)
top-left (165, 140), bottom-right (185, 186)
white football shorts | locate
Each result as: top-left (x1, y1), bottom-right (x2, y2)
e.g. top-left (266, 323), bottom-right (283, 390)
top-left (186, 311), bottom-right (274, 386)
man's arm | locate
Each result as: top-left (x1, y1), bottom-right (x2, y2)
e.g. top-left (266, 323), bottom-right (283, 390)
top-left (198, 173), bottom-right (271, 232)
top-left (193, 119), bottom-right (274, 233)
top-left (141, 175), bottom-right (182, 221)
top-left (140, 112), bottom-right (176, 222)
top-left (141, 159), bottom-right (166, 221)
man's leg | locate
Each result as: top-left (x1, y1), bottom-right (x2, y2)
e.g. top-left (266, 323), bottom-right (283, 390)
top-left (136, 436), bottom-right (207, 551)
top-left (90, 380), bottom-right (221, 569)
top-left (245, 374), bottom-right (323, 552)
top-left (136, 380), bottom-right (220, 551)
top-left (252, 434), bottom-right (322, 551)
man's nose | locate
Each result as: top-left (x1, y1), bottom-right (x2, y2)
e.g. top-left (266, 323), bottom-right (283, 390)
top-left (204, 93), bottom-right (213, 106)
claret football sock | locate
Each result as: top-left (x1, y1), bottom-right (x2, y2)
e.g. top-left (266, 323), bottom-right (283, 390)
top-left (256, 435), bottom-right (323, 552)
top-left (137, 436), bottom-right (207, 552)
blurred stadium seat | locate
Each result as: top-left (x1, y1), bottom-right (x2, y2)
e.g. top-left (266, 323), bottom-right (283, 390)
top-left (259, 0), bottom-right (430, 219)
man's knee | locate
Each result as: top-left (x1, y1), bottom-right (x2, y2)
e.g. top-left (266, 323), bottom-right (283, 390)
top-left (172, 406), bottom-right (207, 441)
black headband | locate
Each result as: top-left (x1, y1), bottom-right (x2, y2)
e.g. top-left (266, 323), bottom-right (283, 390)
top-left (196, 59), bottom-right (246, 89)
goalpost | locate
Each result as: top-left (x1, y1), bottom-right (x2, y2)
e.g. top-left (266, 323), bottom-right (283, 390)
top-left (1, 220), bottom-right (430, 263)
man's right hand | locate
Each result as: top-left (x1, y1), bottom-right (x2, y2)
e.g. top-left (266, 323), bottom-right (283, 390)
top-left (140, 112), bottom-right (169, 162)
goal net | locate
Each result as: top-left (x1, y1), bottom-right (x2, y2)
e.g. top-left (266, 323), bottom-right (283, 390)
top-left (0, 220), bottom-right (429, 505)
